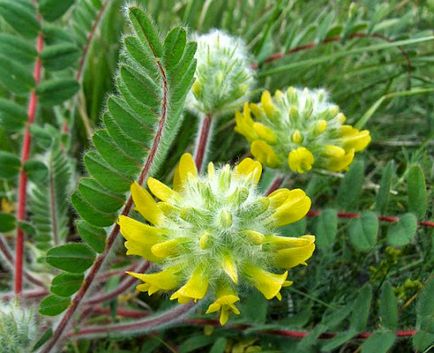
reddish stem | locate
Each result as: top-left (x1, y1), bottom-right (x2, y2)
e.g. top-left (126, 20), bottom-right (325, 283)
top-left (185, 319), bottom-right (417, 340)
top-left (307, 209), bottom-right (433, 228)
top-left (68, 303), bottom-right (196, 338)
top-left (40, 60), bottom-right (169, 353)
top-left (0, 236), bottom-right (46, 288)
top-left (14, 32), bottom-right (44, 295)
top-left (265, 176), bottom-right (284, 195)
top-left (85, 261), bottom-right (150, 305)
top-left (194, 114), bottom-right (213, 171)
top-left (91, 306), bottom-right (149, 319)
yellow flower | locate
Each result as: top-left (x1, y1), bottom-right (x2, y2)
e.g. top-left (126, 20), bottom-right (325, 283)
top-left (235, 87), bottom-right (371, 173)
top-left (206, 285), bottom-right (240, 325)
top-left (119, 153), bottom-right (315, 325)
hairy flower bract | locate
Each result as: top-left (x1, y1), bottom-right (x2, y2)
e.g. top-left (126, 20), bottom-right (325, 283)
top-left (187, 30), bottom-right (255, 117)
top-left (119, 153), bottom-right (315, 325)
top-left (235, 87), bottom-right (371, 173)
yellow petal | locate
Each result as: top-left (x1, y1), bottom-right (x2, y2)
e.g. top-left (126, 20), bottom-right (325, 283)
top-left (245, 265), bottom-right (288, 300)
top-left (292, 130), bottom-right (302, 144)
top-left (267, 188), bottom-right (291, 207)
top-left (222, 255), bottom-right (238, 284)
top-left (130, 182), bottom-right (163, 225)
top-left (261, 90), bottom-right (277, 118)
top-left (118, 215), bottom-right (164, 262)
top-left (235, 158), bottom-right (262, 185)
top-left (288, 147), bottom-right (314, 174)
top-left (251, 140), bottom-right (280, 168)
top-left (272, 240), bottom-right (316, 269)
top-left (199, 231), bottom-right (210, 249)
top-left (323, 145), bottom-right (345, 158)
top-left (326, 148), bottom-right (355, 172)
top-left (243, 230), bottom-right (265, 245)
top-left (253, 122), bottom-right (277, 144)
top-left (341, 126), bottom-right (371, 151)
top-left (271, 189), bottom-right (311, 226)
top-left (170, 267), bottom-right (208, 303)
top-left (250, 103), bottom-right (265, 119)
top-left (175, 153), bottom-right (197, 189)
top-left (314, 119), bottom-right (327, 134)
top-left (265, 234), bottom-right (315, 250)
top-left (151, 238), bottom-right (187, 258)
top-left (147, 177), bottom-right (177, 202)
top-left (207, 162), bottom-right (215, 177)
top-left (127, 267), bottom-right (180, 294)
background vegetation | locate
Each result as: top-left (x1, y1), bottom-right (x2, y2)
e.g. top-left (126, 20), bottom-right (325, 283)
top-left (0, 0), bottom-right (433, 352)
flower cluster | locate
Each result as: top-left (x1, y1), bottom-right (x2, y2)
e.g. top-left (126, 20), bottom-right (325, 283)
top-left (119, 154), bottom-right (315, 325)
top-left (186, 30), bottom-right (255, 117)
top-left (235, 87), bottom-right (371, 173)
top-left (0, 301), bottom-right (37, 353)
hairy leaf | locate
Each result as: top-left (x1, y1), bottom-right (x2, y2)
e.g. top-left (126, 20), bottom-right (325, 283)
top-left (46, 243), bottom-right (95, 273)
top-left (348, 211), bottom-right (378, 252)
top-left (407, 164), bottom-right (428, 219)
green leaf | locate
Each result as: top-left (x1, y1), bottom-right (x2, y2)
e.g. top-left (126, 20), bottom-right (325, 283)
top-left (387, 213), bottom-right (417, 246)
top-left (0, 98), bottom-right (28, 131)
top-left (71, 190), bottom-right (116, 227)
top-left (0, 151), bottom-right (21, 179)
top-left (39, 0), bottom-right (75, 22)
top-left (29, 142), bottom-right (72, 250)
top-left (337, 160), bottom-right (364, 210)
top-left (350, 283), bottom-right (372, 331)
top-left (0, 33), bottom-right (37, 64)
top-left (238, 289), bottom-right (268, 324)
top-left (348, 211), bottom-right (378, 252)
top-left (51, 273), bottom-right (83, 297)
top-left (361, 331), bottom-right (395, 353)
top-left (46, 243), bottom-right (96, 273)
top-left (32, 328), bottom-right (53, 352)
top-left (24, 159), bottom-right (49, 184)
top-left (321, 330), bottom-right (357, 352)
top-left (0, 1), bottom-right (39, 38)
top-left (379, 282), bottom-right (398, 330)
top-left (36, 78), bottom-right (79, 106)
top-left (315, 208), bottom-right (338, 250)
top-left (178, 335), bottom-right (214, 353)
top-left (0, 212), bottom-right (15, 232)
top-left (128, 6), bottom-right (163, 58)
top-left (76, 220), bottom-right (106, 253)
top-left (39, 295), bottom-right (70, 316)
top-left (375, 161), bottom-right (395, 214)
top-left (407, 164), bottom-right (428, 219)
top-left (209, 337), bottom-right (227, 353)
top-left (416, 277), bottom-right (434, 333)
top-left (0, 54), bottom-right (34, 95)
top-left (413, 330), bottom-right (434, 351)
top-left (41, 43), bottom-right (80, 71)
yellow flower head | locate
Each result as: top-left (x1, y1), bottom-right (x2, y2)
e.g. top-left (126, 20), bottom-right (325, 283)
top-left (119, 153), bottom-right (315, 324)
top-left (235, 87), bottom-right (371, 173)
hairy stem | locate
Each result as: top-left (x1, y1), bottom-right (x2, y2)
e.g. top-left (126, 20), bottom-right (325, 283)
top-left (194, 114), bottom-right (213, 171)
top-left (15, 31), bottom-right (44, 295)
top-left (0, 236), bottom-right (46, 288)
top-left (40, 61), bottom-right (169, 353)
top-left (69, 303), bottom-right (196, 339)
top-left (85, 261), bottom-right (150, 305)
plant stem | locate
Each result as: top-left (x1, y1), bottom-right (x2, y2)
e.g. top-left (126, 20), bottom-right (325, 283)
top-left (265, 175), bottom-right (285, 195)
top-left (194, 114), bottom-right (213, 171)
top-left (184, 319), bottom-right (417, 340)
top-left (15, 32), bottom-right (44, 295)
top-left (69, 303), bottom-right (196, 339)
top-left (0, 235), bottom-right (46, 288)
top-left (85, 261), bottom-right (150, 305)
top-left (40, 61), bottom-right (169, 353)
